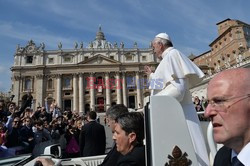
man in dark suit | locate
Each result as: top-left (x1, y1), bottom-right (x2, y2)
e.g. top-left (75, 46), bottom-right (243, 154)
top-left (79, 111), bottom-right (106, 157)
top-left (99, 104), bottom-right (128, 166)
top-left (113, 112), bottom-right (145, 166)
top-left (20, 117), bottom-right (35, 153)
top-left (5, 116), bottom-right (22, 148)
top-left (205, 68), bottom-right (250, 166)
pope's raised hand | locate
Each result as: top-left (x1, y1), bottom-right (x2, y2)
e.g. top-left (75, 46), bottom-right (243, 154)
top-left (144, 65), bottom-right (153, 75)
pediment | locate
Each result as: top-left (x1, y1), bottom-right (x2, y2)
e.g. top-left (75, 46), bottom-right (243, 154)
top-left (78, 55), bottom-right (121, 65)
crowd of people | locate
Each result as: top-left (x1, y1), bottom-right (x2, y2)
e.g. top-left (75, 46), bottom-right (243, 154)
top-left (0, 97), bottom-right (90, 158)
top-left (0, 94), bottom-right (145, 166)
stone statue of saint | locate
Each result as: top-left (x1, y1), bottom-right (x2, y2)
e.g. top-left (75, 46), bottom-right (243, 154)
top-left (40, 42), bottom-right (45, 50)
top-left (16, 44), bottom-right (20, 52)
top-left (74, 42), bottom-right (78, 49)
top-left (120, 42), bottom-right (124, 49)
top-left (134, 42), bottom-right (137, 48)
top-left (58, 42), bottom-right (62, 49)
top-left (80, 42), bottom-right (83, 49)
top-left (28, 39), bottom-right (34, 45)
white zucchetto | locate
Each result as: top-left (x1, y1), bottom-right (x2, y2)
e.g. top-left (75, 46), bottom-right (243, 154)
top-left (155, 33), bottom-right (171, 42)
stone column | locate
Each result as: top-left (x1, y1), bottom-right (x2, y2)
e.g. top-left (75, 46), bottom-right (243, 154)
top-left (73, 73), bottom-right (79, 112)
top-left (105, 72), bottom-right (111, 110)
top-left (116, 72), bottom-right (122, 104)
top-left (12, 75), bottom-right (21, 104)
top-left (79, 73), bottom-right (84, 114)
top-left (122, 72), bottom-right (127, 106)
top-left (36, 74), bottom-right (44, 107)
top-left (56, 74), bottom-right (62, 108)
top-left (89, 73), bottom-right (95, 111)
top-left (136, 72), bottom-right (142, 109)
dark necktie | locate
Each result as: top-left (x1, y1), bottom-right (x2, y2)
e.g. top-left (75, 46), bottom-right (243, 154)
top-left (232, 157), bottom-right (244, 166)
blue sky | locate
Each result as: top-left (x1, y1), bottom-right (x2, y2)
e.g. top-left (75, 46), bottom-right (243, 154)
top-left (0, 0), bottom-right (249, 92)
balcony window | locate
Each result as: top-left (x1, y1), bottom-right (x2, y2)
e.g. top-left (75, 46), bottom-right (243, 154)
top-left (24, 78), bottom-right (32, 91)
top-left (142, 56), bottom-right (147, 61)
top-left (125, 54), bottom-right (133, 61)
top-left (84, 56), bottom-right (89, 61)
top-left (48, 58), bottom-right (54, 64)
top-left (26, 56), bottom-right (33, 64)
top-left (63, 56), bottom-right (72, 63)
top-left (63, 77), bottom-right (71, 89)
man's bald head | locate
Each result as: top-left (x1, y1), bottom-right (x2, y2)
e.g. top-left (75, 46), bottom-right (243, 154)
top-left (208, 68), bottom-right (250, 94)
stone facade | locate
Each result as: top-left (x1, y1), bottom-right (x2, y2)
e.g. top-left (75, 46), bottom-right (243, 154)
top-left (11, 27), bottom-right (157, 113)
top-left (191, 18), bottom-right (250, 98)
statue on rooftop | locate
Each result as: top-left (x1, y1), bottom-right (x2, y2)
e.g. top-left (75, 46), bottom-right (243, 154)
top-left (40, 42), bottom-right (45, 50)
top-left (58, 42), bottom-right (62, 49)
top-left (80, 42), bottom-right (83, 49)
top-left (120, 42), bottom-right (124, 49)
top-left (134, 42), bottom-right (138, 48)
top-left (74, 42), bottom-right (78, 49)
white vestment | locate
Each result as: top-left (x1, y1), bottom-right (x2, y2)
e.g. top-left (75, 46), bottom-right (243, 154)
top-left (149, 47), bottom-right (209, 166)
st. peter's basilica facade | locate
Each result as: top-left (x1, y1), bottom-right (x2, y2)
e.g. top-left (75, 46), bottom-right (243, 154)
top-left (11, 27), bottom-right (157, 113)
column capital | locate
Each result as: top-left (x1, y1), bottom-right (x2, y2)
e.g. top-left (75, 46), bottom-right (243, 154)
top-left (55, 74), bottom-right (62, 78)
top-left (115, 71), bottom-right (122, 75)
top-left (78, 72), bottom-right (84, 76)
top-left (47, 74), bottom-right (57, 78)
top-left (105, 72), bottom-right (110, 77)
top-left (36, 74), bottom-right (44, 79)
top-left (89, 72), bottom-right (95, 76)
top-left (126, 71), bottom-right (135, 75)
top-left (122, 71), bottom-right (127, 76)
top-left (135, 71), bottom-right (140, 74)
top-left (13, 75), bottom-right (21, 81)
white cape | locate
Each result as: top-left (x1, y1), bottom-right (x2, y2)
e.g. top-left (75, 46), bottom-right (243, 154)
top-left (150, 47), bottom-right (204, 89)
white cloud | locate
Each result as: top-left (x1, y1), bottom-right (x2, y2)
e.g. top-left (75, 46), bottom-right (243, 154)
top-left (27, 1), bottom-right (155, 47)
top-left (0, 66), bottom-right (7, 74)
top-left (0, 21), bottom-right (78, 49)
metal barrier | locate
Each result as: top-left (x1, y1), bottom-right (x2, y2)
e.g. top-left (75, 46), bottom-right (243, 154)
top-left (80, 155), bottom-right (106, 166)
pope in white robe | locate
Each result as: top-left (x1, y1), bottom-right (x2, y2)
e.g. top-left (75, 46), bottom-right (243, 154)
top-left (145, 33), bottom-right (209, 166)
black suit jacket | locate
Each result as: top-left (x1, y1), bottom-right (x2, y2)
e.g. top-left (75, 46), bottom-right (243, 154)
top-left (79, 121), bottom-right (106, 157)
top-left (116, 144), bottom-right (145, 166)
top-left (20, 125), bottom-right (34, 143)
top-left (213, 146), bottom-right (232, 166)
top-left (99, 143), bottom-right (121, 166)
